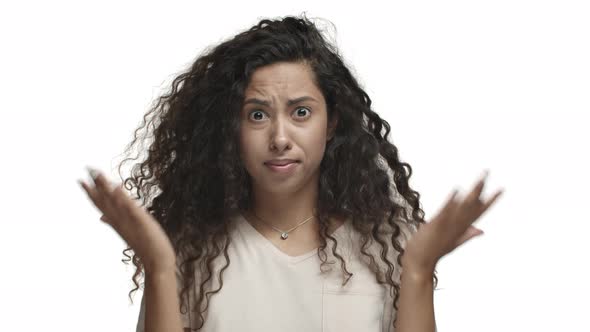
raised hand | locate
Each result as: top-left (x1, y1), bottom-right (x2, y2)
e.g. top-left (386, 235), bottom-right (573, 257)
top-left (402, 170), bottom-right (504, 275)
top-left (78, 167), bottom-right (177, 274)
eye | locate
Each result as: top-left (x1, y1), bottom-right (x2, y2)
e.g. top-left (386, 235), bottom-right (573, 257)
top-left (293, 107), bottom-right (312, 119)
top-left (248, 110), bottom-right (267, 122)
top-left (247, 107), bottom-right (312, 122)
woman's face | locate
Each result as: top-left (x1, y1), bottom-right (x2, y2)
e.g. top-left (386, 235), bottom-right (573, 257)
top-left (239, 61), bottom-right (338, 195)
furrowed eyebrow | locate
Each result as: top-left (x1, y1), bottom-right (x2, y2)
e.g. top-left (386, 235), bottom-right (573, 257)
top-left (243, 96), bottom-right (317, 107)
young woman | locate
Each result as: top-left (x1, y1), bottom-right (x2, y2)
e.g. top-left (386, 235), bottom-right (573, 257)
top-left (79, 14), bottom-right (503, 332)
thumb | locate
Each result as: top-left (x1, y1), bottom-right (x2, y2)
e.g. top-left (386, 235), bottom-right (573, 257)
top-left (100, 214), bottom-right (111, 224)
top-left (453, 227), bottom-right (484, 248)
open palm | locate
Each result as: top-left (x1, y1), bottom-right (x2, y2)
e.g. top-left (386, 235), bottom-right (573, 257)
top-left (79, 167), bottom-right (177, 274)
top-left (402, 170), bottom-right (504, 274)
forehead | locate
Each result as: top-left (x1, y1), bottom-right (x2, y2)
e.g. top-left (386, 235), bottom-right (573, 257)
top-left (244, 62), bottom-right (322, 98)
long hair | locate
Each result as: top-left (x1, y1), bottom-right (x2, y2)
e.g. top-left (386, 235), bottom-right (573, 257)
top-left (118, 13), bottom-right (436, 330)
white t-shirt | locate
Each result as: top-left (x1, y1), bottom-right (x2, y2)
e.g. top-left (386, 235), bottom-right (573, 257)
top-left (136, 211), bottom-right (413, 332)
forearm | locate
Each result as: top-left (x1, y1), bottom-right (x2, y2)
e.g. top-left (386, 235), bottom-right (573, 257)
top-left (144, 269), bottom-right (184, 332)
top-left (394, 266), bottom-right (436, 332)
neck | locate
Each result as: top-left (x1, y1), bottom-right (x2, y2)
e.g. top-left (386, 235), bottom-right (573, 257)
top-left (247, 183), bottom-right (319, 231)
top-left (241, 181), bottom-right (347, 243)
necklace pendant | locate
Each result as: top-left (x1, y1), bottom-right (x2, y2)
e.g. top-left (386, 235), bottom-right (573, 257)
top-left (280, 232), bottom-right (289, 240)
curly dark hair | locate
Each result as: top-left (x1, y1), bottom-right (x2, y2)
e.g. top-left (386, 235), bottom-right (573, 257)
top-left (118, 13), bottom-right (437, 330)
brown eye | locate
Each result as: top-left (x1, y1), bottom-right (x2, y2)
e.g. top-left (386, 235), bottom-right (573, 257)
top-left (248, 110), bottom-right (267, 121)
top-left (294, 107), bottom-right (311, 119)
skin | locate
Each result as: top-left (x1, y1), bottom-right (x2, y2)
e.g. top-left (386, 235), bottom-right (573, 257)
top-left (396, 170), bottom-right (504, 332)
top-left (79, 62), bottom-right (505, 332)
top-left (238, 60), bottom-right (340, 255)
top-left (79, 167), bottom-right (504, 332)
top-left (79, 169), bottom-right (183, 332)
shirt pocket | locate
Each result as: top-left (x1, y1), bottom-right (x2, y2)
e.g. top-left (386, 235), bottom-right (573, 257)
top-left (322, 273), bottom-right (386, 332)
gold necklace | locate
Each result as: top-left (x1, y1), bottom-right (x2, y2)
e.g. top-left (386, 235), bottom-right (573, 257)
top-left (250, 210), bottom-right (316, 240)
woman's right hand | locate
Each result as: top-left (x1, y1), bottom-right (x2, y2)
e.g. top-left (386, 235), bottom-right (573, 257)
top-left (79, 167), bottom-right (177, 274)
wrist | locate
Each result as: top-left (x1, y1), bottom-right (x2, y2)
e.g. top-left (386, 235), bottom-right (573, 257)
top-left (144, 265), bottom-right (177, 279)
top-left (401, 266), bottom-right (434, 283)
top-left (401, 259), bottom-right (435, 281)
top-left (401, 252), bottom-right (436, 277)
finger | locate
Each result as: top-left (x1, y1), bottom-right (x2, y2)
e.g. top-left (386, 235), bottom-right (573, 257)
top-left (107, 183), bottom-right (149, 240)
top-left (102, 186), bottom-right (133, 234)
top-left (430, 189), bottom-right (460, 228)
top-left (85, 168), bottom-right (120, 223)
top-left (79, 179), bottom-right (119, 226)
top-left (474, 188), bottom-right (505, 219)
top-left (79, 179), bottom-right (107, 213)
top-left (464, 170), bottom-right (489, 205)
top-left (109, 183), bottom-right (137, 222)
top-left (441, 189), bottom-right (460, 215)
top-left (91, 169), bottom-right (115, 197)
top-left (99, 214), bottom-right (111, 223)
top-left (453, 226), bottom-right (484, 248)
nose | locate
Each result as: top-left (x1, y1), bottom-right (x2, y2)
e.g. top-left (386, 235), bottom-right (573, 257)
top-left (269, 117), bottom-right (292, 152)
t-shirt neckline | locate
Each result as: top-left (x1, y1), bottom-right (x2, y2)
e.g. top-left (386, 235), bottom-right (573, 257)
top-left (236, 211), bottom-right (349, 265)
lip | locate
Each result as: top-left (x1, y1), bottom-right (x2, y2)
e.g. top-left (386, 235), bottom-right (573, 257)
top-left (265, 159), bottom-right (299, 166)
top-left (264, 161), bottom-right (299, 173)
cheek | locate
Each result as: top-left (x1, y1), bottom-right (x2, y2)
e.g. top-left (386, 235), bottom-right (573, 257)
top-left (306, 126), bottom-right (328, 158)
top-left (239, 130), bottom-right (261, 168)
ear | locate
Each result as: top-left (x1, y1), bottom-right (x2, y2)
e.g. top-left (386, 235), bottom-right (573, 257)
top-left (326, 112), bottom-right (339, 141)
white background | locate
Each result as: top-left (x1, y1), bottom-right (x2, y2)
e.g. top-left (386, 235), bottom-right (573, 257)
top-left (1, 1), bottom-right (588, 331)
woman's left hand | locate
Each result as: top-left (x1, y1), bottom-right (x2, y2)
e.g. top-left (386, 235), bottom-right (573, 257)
top-left (401, 170), bottom-right (504, 276)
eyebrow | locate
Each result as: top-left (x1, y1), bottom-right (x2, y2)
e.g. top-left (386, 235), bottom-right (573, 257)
top-left (243, 96), bottom-right (318, 107)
